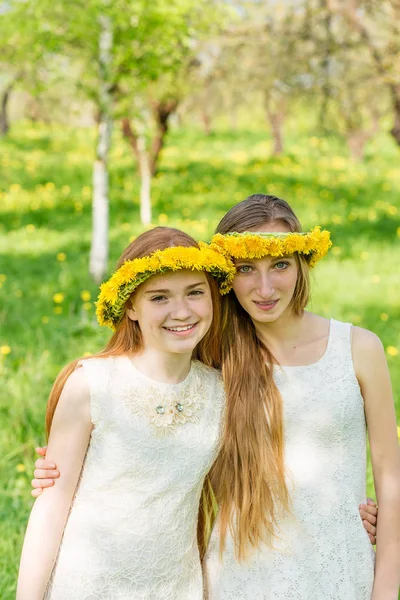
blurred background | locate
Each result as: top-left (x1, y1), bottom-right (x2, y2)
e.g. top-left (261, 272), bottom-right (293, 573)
top-left (0, 0), bottom-right (399, 596)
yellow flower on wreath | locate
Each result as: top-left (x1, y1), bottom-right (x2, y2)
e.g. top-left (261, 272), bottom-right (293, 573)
top-left (96, 245), bottom-right (235, 329)
top-left (210, 226), bottom-right (332, 267)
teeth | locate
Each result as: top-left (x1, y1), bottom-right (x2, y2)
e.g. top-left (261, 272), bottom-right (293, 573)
top-left (166, 325), bottom-right (195, 332)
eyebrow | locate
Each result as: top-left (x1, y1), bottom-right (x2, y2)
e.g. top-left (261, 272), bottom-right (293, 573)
top-left (144, 282), bottom-right (207, 294)
top-left (236, 255), bottom-right (293, 262)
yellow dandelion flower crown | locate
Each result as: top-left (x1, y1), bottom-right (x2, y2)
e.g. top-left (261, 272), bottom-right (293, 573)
top-left (96, 246), bottom-right (236, 329)
top-left (210, 226), bottom-right (332, 267)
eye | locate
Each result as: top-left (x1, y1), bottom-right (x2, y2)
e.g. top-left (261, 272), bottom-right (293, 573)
top-left (274, 261), bottom-right (290, 270)
top-left (150, 295), bottom-right (167, 302)
top-left (236, 265), bottom-right (254, 273)
top-left (188, 289), bottom-right (204, 296)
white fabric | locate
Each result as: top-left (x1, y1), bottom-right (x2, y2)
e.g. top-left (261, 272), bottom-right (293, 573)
top-left (45, 356), bottom-right (224, 600)
top-left (203, 319), bottom-right (375, 600)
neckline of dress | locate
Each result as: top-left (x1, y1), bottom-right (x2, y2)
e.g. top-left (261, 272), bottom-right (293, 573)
top-left (272, 318), bottom-right (334, 371)
top-left (122, 355), bottom-right (196, 388)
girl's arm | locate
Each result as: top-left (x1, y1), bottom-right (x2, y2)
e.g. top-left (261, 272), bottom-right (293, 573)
top-left (30, 459), bottom-right (380, 544)
top-left (17, 368), bottom-right (92, 600)
top-left (353, 327), bottom-right (400, 600)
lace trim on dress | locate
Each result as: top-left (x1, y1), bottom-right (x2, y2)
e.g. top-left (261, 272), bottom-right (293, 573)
top-left (121, 368), bottom-right (205, 434)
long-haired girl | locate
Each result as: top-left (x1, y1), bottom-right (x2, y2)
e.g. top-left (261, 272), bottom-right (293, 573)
top-left (203, 194), bottom-right (400, 600)
top-left (17, 227), bottom-right (235, 600)
top-left (29, 200), bottom-right (385, 598)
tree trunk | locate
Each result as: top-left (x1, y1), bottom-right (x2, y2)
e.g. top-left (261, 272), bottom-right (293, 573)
top-left (121, 117), bottom-right (140, 162)
top-left (390, 90), bottom-right (400, 146)
top-left (137, 134), bottom-right (152, 226)
top-left (89, 14), bottom-right (113, 283)
top-left (265, 90), bottom-right (286, 156)
top-left (327, 0), bottom-right (400, 148)
top-left (150, 100), bottom-right (177, 175)
top-left (201, 110), bottom-right (212, 136)
top-left (347, 131), bottom-right (369, 160)
top-left (269, 112), bottom-right (284, 155)
top-left (0, 83), bottom-right (14, 135)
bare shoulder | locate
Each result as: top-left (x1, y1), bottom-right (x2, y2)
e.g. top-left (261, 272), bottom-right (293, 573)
top-left (62, 366), bottom-right (89, 398)
top-left (351, 327), bottom-right (388, 384)
top-left (351, 326), bottom-right (384, 358)
top-left (55, 365), bottom-right (90, 421)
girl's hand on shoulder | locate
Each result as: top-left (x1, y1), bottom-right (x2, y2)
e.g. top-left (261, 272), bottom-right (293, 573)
top-left (31, 447), bottom-right (60, 498)
top-left (359, 498), bottom-right (378, 545)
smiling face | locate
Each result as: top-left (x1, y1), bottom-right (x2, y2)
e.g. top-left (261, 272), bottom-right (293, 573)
top-left (127, 270), bottom-right (213, 356)
top-left (232, 221), bottom-right (299, 325)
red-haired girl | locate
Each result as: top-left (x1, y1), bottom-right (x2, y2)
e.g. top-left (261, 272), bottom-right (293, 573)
top-left (17, 227), bottom-right (234, 600)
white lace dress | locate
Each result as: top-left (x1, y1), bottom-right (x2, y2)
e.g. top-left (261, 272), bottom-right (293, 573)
top-left (45, 356), bottom-right (224, 600)
top-left (203, 319), bottom-right (375, 600)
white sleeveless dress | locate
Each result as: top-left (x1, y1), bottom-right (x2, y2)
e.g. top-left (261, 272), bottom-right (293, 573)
top-left (45, 356), bottom-right (224, 600)
top-left (203, 319), bottom-right (375, 600)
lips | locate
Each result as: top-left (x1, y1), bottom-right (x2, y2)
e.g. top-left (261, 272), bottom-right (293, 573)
top-left (253, 299), bottom-right (279, 311)
top-left (163, 323), bottom-right (197, 333)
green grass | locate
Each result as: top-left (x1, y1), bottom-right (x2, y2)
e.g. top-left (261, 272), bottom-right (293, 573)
top-left (1, 120), bottom-right (399, 597)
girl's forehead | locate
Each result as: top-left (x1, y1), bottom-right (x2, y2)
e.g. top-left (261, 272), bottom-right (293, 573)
top-left (234, 254), bottom-right (294, 264)
top-left (142, 269), bottom-right (207, 289)
top-left (247, 221), bottom-right (292, 234)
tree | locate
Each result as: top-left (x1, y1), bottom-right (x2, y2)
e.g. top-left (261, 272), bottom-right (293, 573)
top-left (327, 0), bottom-right (400, 147)
top-left (14, 0), bottom-right (220, 281)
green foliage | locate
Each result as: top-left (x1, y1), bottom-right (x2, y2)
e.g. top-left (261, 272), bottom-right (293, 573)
top-left (0, 121), bottom-right (399, 596)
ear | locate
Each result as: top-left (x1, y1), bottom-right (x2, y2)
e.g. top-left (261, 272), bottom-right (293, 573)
top-left (126, 305), bottom-right (138, 321)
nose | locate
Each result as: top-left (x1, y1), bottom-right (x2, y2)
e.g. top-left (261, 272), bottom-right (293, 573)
top-left (169, 298), bottom-right (192, 321)
top-left (256, 272), bottom-right (275, 299)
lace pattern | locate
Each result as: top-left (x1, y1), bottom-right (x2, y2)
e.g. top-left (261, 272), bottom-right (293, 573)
top-left (45, 357), bottom-right (225, 600)
top-left (203, 319), bottom-right (375, 600)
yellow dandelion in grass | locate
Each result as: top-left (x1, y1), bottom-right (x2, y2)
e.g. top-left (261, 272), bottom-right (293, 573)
top-left (9, 183), bottom-right (21, 193)
top-left (82, 186), bottom-right (91, 199)
top-left (81, 290), bottom-right (91, 302)
top-left (0, 274), bottom-right (6, 282)
top-left (371, 275), bottom-right (380, 284)
top-left (61, 185), bottom-right (70, 195)
top-left (74, 202), bottom-right (83, 212)
top-left (386, 346), bottom-right (399, 357)
top-left (57, 252), bottom-right (67, 262)
top-left (45, 182), bottom-right (55, 191)
top-left (42, 316), bottom-right (49, 324)
top-left (360, 252), bottom-right (369, 260)
top-left (1, 345), bottom-right (11, 355)
top-left (16, 464), bottom-right (26, 473)
top-left (158, 213), bottom-right (169, 225)
top-left (380, 313), bottom-right (389, 321)
top-left (83, 302), bottom-right (93, 311)
top-left (54, 306), bottom-right (63, 315)
top-left (387, 205), bottom-right (398, 216)
top-left (121, 223), bottom-right (131, 232)
top-left (53, 293), bottom-right (64, 304)
top-left (26, 224), bottom-right (36, 233)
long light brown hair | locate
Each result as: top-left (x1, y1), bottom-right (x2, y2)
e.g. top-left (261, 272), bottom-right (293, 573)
top-left (207, 194), bottom-right (312, 560)
top-left (45, 227), bottom-right (223, 436)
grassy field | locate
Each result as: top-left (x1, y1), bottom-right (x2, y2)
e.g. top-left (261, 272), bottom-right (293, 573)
top-left (1, 120), bottom-right (399, 597)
